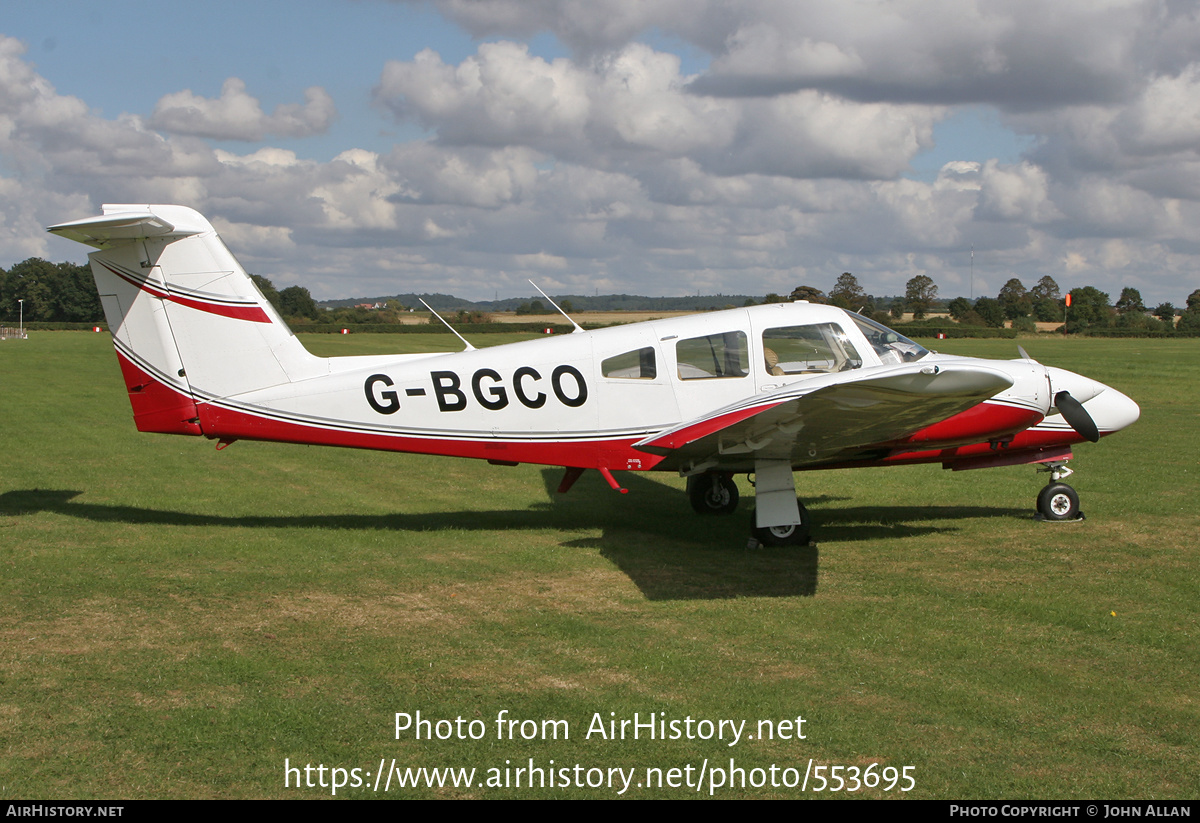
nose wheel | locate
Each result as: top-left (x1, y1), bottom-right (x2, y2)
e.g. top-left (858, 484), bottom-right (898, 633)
top-left (1035, 462), bottom-right (1085, 521)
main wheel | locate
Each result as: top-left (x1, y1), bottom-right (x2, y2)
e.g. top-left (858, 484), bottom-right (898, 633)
top-left (1037, 482), bottom-right (1080, 521)
top-left (752, 501), bottom-right (810, 547)
top-left (687, 474), bottom-right (739, 515)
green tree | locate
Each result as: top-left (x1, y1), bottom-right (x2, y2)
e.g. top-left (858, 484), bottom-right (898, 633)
top-left (973, 297), bottom-right (1006, 328)
top-left (828, 272), bottom-right (867, 311)
top-left (1065, 287), bottom-right (1112, 333)
top-left (788, 285), bottom-right (826, 303)
top-left (0, 259), bottom-right (103, 322)
top-left (1177, 290), bottom-right (1200, 332)
top-left (279, 285), bottom-right (320, 320)
top-left (1033, 297), bottom-right (1063, 322)
top-left (1028, 276), bottom-right (1063, 323)
top-left (762, 293), bottom-right (786, 304)
top-left (1030, 275), bottom-right (1060, 301)
top-left (997, 278), bottom-right (1032, 320)
top-left (1178, 310), bottom-right (1200, 332)
top-left (1153, 302), bottom-right (1176, 324)
top-left (947, 296), bottom-right (973, 321)
top-left (904, 275), bottom-right (937, 320)
top-left (1114, 287), bottom-right (1145, 315)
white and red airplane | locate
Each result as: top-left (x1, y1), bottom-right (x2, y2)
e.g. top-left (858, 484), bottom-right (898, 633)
top-left (50, 205), bottom-right (1139, 546)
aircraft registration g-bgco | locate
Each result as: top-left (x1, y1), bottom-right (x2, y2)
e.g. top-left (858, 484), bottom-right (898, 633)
top-left (50, 205), bottom-right (1139, 546)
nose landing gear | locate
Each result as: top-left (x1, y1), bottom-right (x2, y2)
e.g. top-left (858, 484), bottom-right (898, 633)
top-left (1035, 462), bottom-right (1085, 521)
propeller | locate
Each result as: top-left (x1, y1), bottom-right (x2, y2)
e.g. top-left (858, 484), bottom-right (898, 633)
top-left (1054, 390), bottom-right (1100, 443)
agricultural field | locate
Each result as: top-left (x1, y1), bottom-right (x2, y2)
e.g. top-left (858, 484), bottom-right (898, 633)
top-left (1, 332), bottom-right (1196, 799)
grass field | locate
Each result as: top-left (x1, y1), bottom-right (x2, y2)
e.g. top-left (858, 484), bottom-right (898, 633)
top-left (1, 332), bottom-right (1196, 799)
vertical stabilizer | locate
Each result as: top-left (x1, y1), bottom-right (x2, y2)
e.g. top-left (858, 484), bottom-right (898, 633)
top-left (49, 205), bottom-right (324, 436)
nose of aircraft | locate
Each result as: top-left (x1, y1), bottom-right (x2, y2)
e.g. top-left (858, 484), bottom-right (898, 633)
top-left (1045, 366), bottom-right (1140, 437)
top-left (1083, 383), bottom-right (1141, 436)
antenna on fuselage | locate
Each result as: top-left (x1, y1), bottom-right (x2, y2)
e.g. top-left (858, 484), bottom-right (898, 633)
top-left (419, 298), bottom-right (476, 351)
top-left (528, 279), bottom-right (584, 334)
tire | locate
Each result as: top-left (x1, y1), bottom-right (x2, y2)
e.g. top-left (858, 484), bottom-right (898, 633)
top-left (1037, 482), bottom-right (1080, 521)
top-left (752, 501), bottom-right (810, 546)
top-left (687, 474), bottom-right (739, 515)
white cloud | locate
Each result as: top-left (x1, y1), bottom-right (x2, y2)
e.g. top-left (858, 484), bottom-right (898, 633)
top-left (976, 160), bottom-right (1059, 222)
top-left (149, 78), bottom-right (337, 140)
top-left (377, 41), bottom-right (939, 181)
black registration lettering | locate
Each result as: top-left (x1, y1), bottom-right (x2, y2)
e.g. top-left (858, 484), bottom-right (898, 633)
top-left (471, 369), bottom-right (509, 410)
top-left (552, 365), bottom-right (588, 407)
top-left (364, 374), bottom-right (400, 415)
top-left (431, 371), bottom-right (467, 411)
top-left (513, 366), bottom-right (546, 409)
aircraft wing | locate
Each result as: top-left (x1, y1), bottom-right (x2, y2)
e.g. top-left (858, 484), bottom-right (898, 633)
top-left (633, 362), bottom-right (1015, 472)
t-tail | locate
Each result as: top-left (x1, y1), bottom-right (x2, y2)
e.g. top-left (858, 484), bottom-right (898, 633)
top-left (49, 205), bottom-right (323, 437)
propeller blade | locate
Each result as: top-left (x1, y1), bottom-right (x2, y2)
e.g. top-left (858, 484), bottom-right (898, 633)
top-left (1055, 390), bottom-right (1100, 442)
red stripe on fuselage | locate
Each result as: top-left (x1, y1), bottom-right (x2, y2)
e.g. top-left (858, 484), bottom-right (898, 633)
top-left (197, 402), bottom-right (667, 471)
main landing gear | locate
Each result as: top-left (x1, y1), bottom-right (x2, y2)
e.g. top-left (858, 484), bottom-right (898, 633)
top-left (686, 464), bottom-right (812, 547)
top-left (751, 500), bottom-right (810, 547)
top-left (686, 472), bottom-right (739, 514)
top-left (1035, 462), bottom-right (1084, 521)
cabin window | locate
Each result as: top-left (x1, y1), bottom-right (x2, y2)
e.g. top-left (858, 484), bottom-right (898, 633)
top-left (676, 331), bottom-right (749, 380)
top-left (762, 323), bottom-right (862, 375)
top-left (602, 347), bottom-right (657, 379)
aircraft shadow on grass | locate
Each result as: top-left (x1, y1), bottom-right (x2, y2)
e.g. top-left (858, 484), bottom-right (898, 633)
top-left (0, 475), bottom-right (1027, 601)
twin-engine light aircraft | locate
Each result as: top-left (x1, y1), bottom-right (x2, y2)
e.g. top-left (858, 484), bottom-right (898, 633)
top-left (50, 205), bottom-right (1139, 546)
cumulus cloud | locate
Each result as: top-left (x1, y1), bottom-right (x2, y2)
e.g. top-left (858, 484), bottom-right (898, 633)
top-left (417, 0), bottom-right (715, 56)
top-left (376, 40), bottom-right (939, 181)
top-left (976, 160), bottom-right (1059, 223)
top-left (407, 0), bottom-right (1199, 111)
top-left (149, 78), bottom-right (337, 140)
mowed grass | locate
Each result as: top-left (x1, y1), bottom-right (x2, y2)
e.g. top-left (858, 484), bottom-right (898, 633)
top-left (0, 332), bottom-right (1196, 799)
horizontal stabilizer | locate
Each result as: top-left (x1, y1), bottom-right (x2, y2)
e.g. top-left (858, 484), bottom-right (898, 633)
top-left (48, 205), bottom-right (211, 248)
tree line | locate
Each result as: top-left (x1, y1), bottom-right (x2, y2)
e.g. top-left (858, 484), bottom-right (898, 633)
top-left (771, 272), bottom-right (1200, 334)
top-left (0, 259), bottom-right (102, 323)
top-left (4, 256), bottom-right (1198, 333)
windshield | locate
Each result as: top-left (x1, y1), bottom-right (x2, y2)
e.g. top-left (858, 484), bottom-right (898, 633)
top-left (848, 313), bottom-right (929, 365)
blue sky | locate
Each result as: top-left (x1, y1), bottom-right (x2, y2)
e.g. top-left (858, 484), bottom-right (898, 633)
top-left (3, 1), bottom-right (1197, 304)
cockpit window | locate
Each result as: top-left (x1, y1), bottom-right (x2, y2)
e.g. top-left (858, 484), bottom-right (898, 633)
top-left (676, 331), bottom-right (749, 380)
top-left (602, 347), bottom-right (657, 379)
top-left (848, 313), bottom-right (929, 364)
top-left (762, 323), bottom-right (863, 375)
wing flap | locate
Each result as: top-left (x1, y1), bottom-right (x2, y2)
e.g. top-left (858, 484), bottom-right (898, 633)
top-left (634, 363), bottom-right (1014, 470)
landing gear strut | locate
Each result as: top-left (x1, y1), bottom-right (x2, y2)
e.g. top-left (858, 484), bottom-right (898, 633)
top-left (1035, 462), bottom-right (1083, 521)
top-left (748, 460), bottom-right (811, 547)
